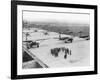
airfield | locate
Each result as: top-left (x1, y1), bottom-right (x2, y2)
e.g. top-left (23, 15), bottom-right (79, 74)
top-left (22, 28), bottom-right (90, 68)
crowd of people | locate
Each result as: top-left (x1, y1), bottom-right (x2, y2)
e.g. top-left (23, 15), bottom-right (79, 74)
top-left (50, 47), bottom-right (72, 59)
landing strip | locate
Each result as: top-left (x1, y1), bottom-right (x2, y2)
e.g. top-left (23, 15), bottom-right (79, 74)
top-left (22, 28), bottom-right (90, 68)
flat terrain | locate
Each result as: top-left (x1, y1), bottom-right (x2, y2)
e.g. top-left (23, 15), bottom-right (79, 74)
top-left (22, 28), bottom-right (90, 68)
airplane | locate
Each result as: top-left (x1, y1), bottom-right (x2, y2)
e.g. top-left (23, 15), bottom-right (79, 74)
top-left (23, 38), bottom-right (50, 49)
top-left (23, 40), bottom-right (39, 49)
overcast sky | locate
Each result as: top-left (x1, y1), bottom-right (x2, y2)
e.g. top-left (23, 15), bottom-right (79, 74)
top-left (23, 11), bottom-right (90, 24)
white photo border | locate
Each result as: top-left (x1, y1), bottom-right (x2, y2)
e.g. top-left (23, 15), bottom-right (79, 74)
top-left (17, 5), bottom-right (94, 75)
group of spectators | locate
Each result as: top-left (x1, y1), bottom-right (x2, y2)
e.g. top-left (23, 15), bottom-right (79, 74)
top-left (50, 47), bottom-right (72, 59)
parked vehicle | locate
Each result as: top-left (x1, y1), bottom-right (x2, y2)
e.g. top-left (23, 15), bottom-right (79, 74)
top-left (80, 35), bottom-right (90, 40)
top-left (24, 40), bottom-right (39, 49)
top-left (59, 36), bottom-right (73, 43)
top-left (85, 36), bottom-right (90, 40)
top-left (59, 37), bottom-right (69, 40)
top-left (64, 37), bottom-right (73, 43)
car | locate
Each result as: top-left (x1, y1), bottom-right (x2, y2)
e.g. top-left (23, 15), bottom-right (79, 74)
top-left (64, 38), bottom-right (73, 43)
top-left (85, 36), bottom-right (90, 40)
top-left (59, 36), bottom-right (73, 43)
top-left (24, 40), bottom-right (39, 49)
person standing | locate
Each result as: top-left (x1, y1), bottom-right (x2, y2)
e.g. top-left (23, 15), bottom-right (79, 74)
top-left (70, 49), bottom-right (71, 55)
top-left (64, 54), bottom-right (67, 59)
top-left (64, 48), bottom-right (68, 59)
top-left (67, 48), bottom-right (69, 55)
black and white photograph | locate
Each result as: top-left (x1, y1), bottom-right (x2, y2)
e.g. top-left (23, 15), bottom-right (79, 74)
top-left (22, 11), bottom-right (90, 69)
top-left (11, 1), bottom-right (97, 79)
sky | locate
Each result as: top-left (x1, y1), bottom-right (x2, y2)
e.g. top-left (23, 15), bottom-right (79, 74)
top-left (23, 11), bottom-right (90, 24)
